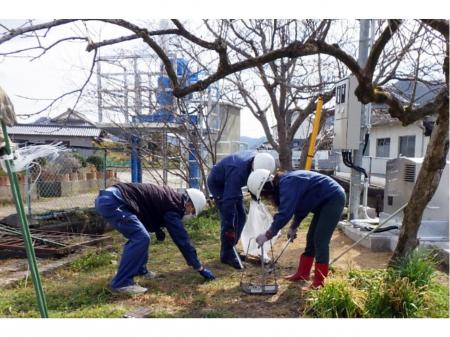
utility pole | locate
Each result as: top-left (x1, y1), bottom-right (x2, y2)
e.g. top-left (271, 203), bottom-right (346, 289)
top-left (349, 19), bottom-right (370, 220)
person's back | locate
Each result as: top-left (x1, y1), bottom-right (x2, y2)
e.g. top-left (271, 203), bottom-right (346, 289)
top-left (278, 170), bottom-right (343, 217)
top-left (208, 150), bottom-right (255, 192)
top-left (114, 182), bottom-right (184, 232)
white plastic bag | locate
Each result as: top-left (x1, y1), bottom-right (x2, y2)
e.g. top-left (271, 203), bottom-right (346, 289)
top-left (0, 143), bottom-right (67, 172)
top-left (240, 199), bottom-right (279, 261)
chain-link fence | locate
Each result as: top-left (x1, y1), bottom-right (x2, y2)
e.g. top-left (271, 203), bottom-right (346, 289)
top-left (25, 146), bottom-right (114, 220)
top-left (0, 144), bottom-right (188, 222)
top-left (0, 146), bottom-right (123, 223)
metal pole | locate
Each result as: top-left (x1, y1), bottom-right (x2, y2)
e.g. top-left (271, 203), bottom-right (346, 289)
top-left (25, 165), bottom-right (32, 220)
top-left (1, 121), bottom-right (48, 317)
top-left (331, 203), bottom-right (408, 265)
top-left (349, 19), bottom-right (371, 220)
top-left (103, 149), bottom-right (107, 188)
top-left (162, 130), bottom-right (168, 185)
top-left (304, 97), bottom-right (324, 170)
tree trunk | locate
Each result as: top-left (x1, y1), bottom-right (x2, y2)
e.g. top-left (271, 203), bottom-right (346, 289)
top-left (277, 137), bottom-right (293, 171)
top-left (298, 137), bottom-right (309, 170)
top-left (298, 112), bottom-right (329, 170)
top-left (390, 103), bottom-right (449, 263)
top-left (276, 120), bottom-right (293, 171)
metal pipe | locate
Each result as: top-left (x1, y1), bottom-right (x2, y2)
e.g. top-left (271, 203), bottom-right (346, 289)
top-left (304, 96), bottom-right (323, 170)
top-left (271, 239), bottom-right (292, 267)
top-left (103, 149), bottom-right (107, 189)
top-left (260, 245), bottom-right (266, 290)
top-left (349, 19), bottom-right (371, 220)
top-left (330, 203), bottom-right (408, 265)
top-left (25, 166), bottom-right (32, 220)
top-left (232, 246), bottom-right (244, 270)
top-left (1, 121), bottom-right (48, 317)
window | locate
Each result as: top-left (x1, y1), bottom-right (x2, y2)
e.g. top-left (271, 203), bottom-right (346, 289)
top-left (398, 135), bottom-right (416, 157)
top-left (376, 138), bottom-right (390, 157)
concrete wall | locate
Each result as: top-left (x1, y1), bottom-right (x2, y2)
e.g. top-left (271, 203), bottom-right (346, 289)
top-left (0, 174), bottom-right (116, 202)
top-left (0, 178), bottom-right (38, 202)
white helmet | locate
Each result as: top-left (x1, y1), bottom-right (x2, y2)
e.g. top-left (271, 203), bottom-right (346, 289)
top-left (186, 188), bottom-right (207, 216)
top-left (253, 152), bottom-right (276, 174)
top-left (247, 169), bottom-right (272, 200)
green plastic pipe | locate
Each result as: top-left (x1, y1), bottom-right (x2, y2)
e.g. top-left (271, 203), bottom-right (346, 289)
top-left (1, 121), bottom-right (49, 318)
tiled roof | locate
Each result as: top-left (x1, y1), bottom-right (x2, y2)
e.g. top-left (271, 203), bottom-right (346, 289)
top-left (7, 124), bottom-right (102, 137)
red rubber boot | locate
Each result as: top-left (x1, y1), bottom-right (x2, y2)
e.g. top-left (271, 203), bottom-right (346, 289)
top-left (308, 262), bottom-right (329, 289)
top-left (284, 254), bottom-right (314, 282)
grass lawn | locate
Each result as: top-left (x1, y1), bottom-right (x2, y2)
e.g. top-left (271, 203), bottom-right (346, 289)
top-left (0, 207), bottom-right (448, 318)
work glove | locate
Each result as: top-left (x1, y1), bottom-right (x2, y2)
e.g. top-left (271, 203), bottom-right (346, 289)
top-left (256, 233), bottom-right (269, 247)
top-left (287, 226), bottom-right (298, 242)
top-left (198, 267), bottom-right (215, 281)
top-left (256, 229), bottom-right (274, 247)
top-left (155, 228), bottom-right (165, 242)
top-left (224, 230), bottom-right (236, 244)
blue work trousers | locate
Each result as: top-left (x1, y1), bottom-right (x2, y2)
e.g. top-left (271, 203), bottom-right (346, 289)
top-left (303, 191), bottom-right (346, 264)
top-left (217, 200), bottom-right (246, 261)
top-left (95, 190), bottom-right (150, 288)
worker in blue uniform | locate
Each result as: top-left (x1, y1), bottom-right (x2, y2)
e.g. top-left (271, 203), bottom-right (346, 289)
top-left (207, 151), bottom-right (276, 269)
top-left (250, 169), bottom-right (345, 289)
top-left (95, 182), bottom-right (215, 295)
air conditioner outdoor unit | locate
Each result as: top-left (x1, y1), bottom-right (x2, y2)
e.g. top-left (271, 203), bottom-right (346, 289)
top-left (381, 157), bottom-right (449, 241)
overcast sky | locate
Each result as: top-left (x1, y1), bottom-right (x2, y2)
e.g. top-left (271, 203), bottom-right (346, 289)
top-left (1, 1), bottom-right (443, 139)
top-left (0, 19), bottom-right (268, 138)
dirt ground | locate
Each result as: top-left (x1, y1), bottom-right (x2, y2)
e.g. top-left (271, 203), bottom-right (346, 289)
top-left (0, 227), bottom-right (390, 289)
top-left (0, 253), bottom-right (86, 288)
top-left (277, 227), bottom-right (392, 271)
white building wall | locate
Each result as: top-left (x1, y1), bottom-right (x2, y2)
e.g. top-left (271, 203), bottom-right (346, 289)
top-left (337, 122), bottom-right (429, 177)
top-left (368, 122), bottom-right (427, 158)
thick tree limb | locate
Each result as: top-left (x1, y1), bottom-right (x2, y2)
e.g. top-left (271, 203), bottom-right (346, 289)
top-left (365, 19), bottom-right (402, 79)
top-left (421, 19), bottom-right (449, 39)
top-left (0, 19), bottom-right (78, 44)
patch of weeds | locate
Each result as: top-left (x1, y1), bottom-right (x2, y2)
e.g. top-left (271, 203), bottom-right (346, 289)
top-left (0, 286), bottom-right (37, 317)
top-left (347, 268), bottom-right (385, 289)
top-left (418, 282), bottom-right (450, 318)
top-left (201, 308), bottom-right (233, 318)
top-left (306, 278), bottom-right (366, 318)
top-left (365, 276), bottom-right (424, 318)
top-left (389, 248), bottom-right (436, 288)
top-left (59, 304), bottom-right (126, 318)
top-left (185, 207), bottom-right (220, 242)
top-left (45, 279), bottom-right (115, 312)
top-left (70, 249), bottom-right (116, 272)
top-left (147, 309), bottom-right (178, 318)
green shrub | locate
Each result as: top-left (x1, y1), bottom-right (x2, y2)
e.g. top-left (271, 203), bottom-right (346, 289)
top-left (86, 155), bottom-right (105, 171)
top-left (306, 279), bottom-right (366, 318)
top-left (389, 249), bottom-right (436, 288)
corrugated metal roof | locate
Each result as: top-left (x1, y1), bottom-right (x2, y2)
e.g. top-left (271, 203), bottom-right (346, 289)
top-left (7, 124), bottom-right (102, 137)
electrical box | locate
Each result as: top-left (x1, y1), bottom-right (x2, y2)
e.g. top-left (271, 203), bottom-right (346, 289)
top-left (332, 75), bottom-right (362, 150)
top-left (381, 158), bottom-right (449, 240)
